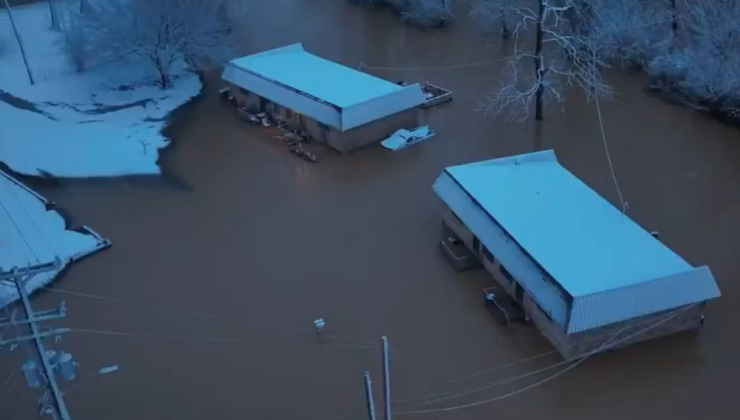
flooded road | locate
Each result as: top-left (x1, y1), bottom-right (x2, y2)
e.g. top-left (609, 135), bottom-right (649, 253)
top-left (3, 0), bottom-right (740, 419)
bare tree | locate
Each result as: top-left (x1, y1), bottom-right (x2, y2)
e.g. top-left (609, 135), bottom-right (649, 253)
top-left (577, 0), bottom-right (673, 69)
top-left (3, 0), bottom-right (34, 84)
top-left (49, 0), bottom-right (60, 30)
top-left (648, 0), bottom-right (740, 117)
top-left (471, 0), bottom-right (612, 121)
top-left (76, 0), bottom-right (234, 89)
top-left (58, 7), bottom-right (88, 72)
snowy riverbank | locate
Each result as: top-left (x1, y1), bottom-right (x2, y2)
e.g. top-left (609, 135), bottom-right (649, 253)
top-left (0, 2), bottom-right (202, 178)
top-left (0, 170), bottom-right (110, 307)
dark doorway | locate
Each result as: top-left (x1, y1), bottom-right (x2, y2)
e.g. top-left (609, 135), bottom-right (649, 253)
top-left (514, 282), bottom-right (524, 305)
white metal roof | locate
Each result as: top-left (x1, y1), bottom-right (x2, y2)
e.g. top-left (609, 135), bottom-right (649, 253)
top-left (223, 44), bottom-right (426, 131)
top-left (446, 150), bottom-right (692, 296)
top-left (228, 43), bottom-right (403, 108)
top-left (435, 150), bottom-right (721, 332)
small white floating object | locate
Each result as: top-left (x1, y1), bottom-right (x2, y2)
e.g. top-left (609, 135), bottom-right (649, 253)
top-left (314, 318), bottom-right (326, 334)
top-left (381, 126), bottom-right (436, 151)
top-left (97, 366), bottom-right (119, 375)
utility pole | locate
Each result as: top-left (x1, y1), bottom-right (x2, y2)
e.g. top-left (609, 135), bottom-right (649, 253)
top-left (381, 336), bottom-right (391, 420)
top-left (2, 0), bottom-right (35, 85)
top-left (363, 370), bottom-right (377, 420)
top-left (1, 259), bottom-right (76, 420)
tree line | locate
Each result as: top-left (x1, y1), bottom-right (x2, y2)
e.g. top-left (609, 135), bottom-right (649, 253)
top-left (351, 0), bottom-right (740, 123)
top-left (56, 0), bottom-right (238, 89)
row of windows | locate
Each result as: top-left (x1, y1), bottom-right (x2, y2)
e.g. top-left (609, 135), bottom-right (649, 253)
top-left (473, 232), bottom-right (558, 325)
top-left (480, 243), bottom-right (513, 283)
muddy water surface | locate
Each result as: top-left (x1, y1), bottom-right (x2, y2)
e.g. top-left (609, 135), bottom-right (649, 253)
top-left (3, 1), bottom-right (740, 419)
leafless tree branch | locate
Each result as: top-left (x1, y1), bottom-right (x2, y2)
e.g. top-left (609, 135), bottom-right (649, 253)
top-left (64, 0), bottom-right (235, 89)
top-left (472, 0), bottom-right (613, 121)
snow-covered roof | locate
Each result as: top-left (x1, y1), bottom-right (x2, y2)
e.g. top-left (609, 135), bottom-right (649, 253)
top-left (229, 43), bottom-right (402, 108)
top-left (0, 171), bottom-right (110, 307)
top-left (222, 44), bottom-right (426, 131)
top-left (434, 150), bottom-right (721, 333)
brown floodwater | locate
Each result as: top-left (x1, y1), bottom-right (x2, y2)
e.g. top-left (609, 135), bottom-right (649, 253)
top-left (3, 0), bottom-right (740, 419)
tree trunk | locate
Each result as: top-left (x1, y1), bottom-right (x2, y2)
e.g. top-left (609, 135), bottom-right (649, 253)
top-left (500, 0), bottom-right (510, 40)
top-left (154, 56), bottom-right (172, 89)
top-left (160, 71), bottom-right (172, 89)
top-left (49, 0), bottom-right (59, 30)
top-left (533, 119), bottom-right (544, 152)
top-left (3, 0), bottom-right (34, 85)
top-left (534, 0), bottom-right (544, 121)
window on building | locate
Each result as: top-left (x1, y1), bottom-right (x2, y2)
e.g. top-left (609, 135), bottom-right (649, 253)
top-left (482, 246), bottom-right (495, 264)
top-left (500, 265), bottom-right (514, 282)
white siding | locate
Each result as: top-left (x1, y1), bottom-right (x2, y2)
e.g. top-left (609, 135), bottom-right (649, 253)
top-left (568, 266), bottom-right (720, 333)
top-left (433, 172), bottom-right (569, 326)
top-left (341, 85), bottom-right (427, 131)
top-left (222, 64), bottom-right (342, 129)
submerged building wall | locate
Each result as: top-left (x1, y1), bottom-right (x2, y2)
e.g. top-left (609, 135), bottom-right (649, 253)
top-left (227, 84), bottom-right (422, 153)
top-left (440, 206), bottom-right (707, 360)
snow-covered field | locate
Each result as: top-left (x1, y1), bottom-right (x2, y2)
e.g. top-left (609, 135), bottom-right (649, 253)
top-left (0, 170), bottom-right (110, 307)
top-left (0, 2), bottom-right (202, 178)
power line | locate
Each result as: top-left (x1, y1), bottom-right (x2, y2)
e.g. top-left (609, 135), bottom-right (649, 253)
top-left (392, 304), bottom-right (696, 415)
top-left (3, 300), bottom-right (38, 376)
top-left (388, 346), bottom-right (459, 420)
top-left (0, 373), bottom-right (20, 409)
top-left (70, 327), bottom-right (378, 350)
top-left (2, 174), bottom-right (61, 258)
top-left (594, 87), bottom-right (627, 213)
top-left (391, 326), bottom-right (636, 404)
top-left (592, 30), bottom-right (628, 214)
top-left (0, 193), bottom-right (40, 264)
top-left (42, 286), bottom-right (377, 346)
top-left (1, 371), bottom-right (14, 389)
top-left (391, 303), bottom-right (696, 406)
top-left (0, 263), bottom-right (74, 420)
top-left (414, 349), bottom-right (557, 391)
top-left (359, 56), bottom-right (511, 71)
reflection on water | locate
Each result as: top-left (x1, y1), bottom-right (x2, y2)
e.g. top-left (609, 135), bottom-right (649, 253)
top-left (5, 0), bottom-right (739, 419)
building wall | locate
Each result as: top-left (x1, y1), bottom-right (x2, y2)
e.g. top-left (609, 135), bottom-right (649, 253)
top-left (229, 83), bottom-right (262, 112)
top-left (222, 66), bottom-right (342, 128)
top-left (437, 193), bottom-right (569, 326)
top-left (228, 84), bottom-right (337, 142)
top-left (341, 84), bottom-right (426, 131)
top-left (229, 84), bottom-right (421, 153)
top-left (561, 303), bottom-right (705, 360)
top-left (440, 206), bottom-right (706, 361)
top-left (331, 107), bottom-right (421, 153)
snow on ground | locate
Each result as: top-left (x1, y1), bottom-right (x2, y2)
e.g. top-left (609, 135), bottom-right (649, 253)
top-left (0, 2), bottom-right (202, 177)
top-left (0, 170), bottom-right (110, 307)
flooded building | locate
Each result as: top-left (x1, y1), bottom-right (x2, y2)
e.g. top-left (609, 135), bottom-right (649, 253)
top-left (221, 43), bottom-right (427, 152)
top-left (433, 150), bottom-right (721, 360)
